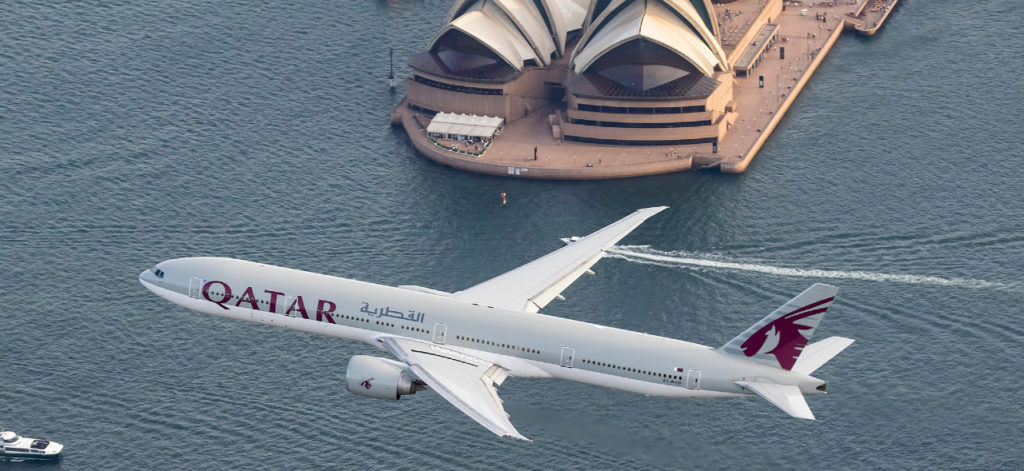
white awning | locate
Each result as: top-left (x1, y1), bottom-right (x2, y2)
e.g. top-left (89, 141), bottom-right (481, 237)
top-left (427, 113), bottom-right (505, 139)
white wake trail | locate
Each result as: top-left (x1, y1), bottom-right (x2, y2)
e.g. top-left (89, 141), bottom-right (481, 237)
top-left (607, 246), bottom-right (1015, 291)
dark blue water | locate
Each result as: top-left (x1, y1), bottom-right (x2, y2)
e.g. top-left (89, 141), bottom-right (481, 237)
top-left (2, 1), bottom-right (1022, 469)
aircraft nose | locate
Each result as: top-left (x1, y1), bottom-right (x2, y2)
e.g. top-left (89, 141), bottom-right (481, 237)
top-left (140, 263), bottom-right (166, 287)
top-left (139, 268), bottom-right (156, 285)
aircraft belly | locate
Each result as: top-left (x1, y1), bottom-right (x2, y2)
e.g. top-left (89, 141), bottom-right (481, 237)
top-left (543, 363), bottom-right (743, 398)
top-left (392, 340), bottom-right (741, 397)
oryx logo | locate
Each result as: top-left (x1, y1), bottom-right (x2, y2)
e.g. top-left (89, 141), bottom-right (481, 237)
top-left (360, 377), bottom-right (374, 390)
top-left (740, 297), bottom-right (833, 370)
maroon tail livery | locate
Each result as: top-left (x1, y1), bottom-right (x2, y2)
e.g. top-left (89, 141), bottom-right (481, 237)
top-left (719, 284), bottom-right (838, 370)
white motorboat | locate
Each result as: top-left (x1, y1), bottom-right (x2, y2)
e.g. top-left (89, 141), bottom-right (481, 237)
top-left (1, 428), bottom-right (62, 460)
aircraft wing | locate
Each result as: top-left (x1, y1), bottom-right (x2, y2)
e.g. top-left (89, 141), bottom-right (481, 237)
top-left (379, 336), bottom-right (528, 441)
top-left (452, 206), bottom-right (668, 312)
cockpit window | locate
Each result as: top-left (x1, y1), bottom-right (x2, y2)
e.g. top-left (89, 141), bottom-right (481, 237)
top-left (150, 266), bottom-right (165, 278)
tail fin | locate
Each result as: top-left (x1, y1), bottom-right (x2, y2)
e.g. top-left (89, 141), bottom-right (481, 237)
top-left (720, 284), bottom-right (838, 370)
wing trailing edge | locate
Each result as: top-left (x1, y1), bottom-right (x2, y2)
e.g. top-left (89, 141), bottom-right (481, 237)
top-left (379, 336), bottom-right (529, 441)
top-left (453, 206), bottom-right (668, 312)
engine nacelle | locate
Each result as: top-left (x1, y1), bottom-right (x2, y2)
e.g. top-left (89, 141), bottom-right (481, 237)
top-left (345, 355), bottom-right (424, 400)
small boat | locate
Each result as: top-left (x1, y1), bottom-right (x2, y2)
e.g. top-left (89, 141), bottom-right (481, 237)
top-left (559, 236), bottom-right (582, 245)
top-left (1, 428), bottom-right (63, 460)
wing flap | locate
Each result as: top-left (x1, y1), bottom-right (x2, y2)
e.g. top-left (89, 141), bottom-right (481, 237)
top-left (454, 206), bottom-right (667, 312)
top-left (735, 381), bottom-right (815, 420)
top-left (523, 252), bottom-right (605, 312)
top-left (380, 337), bottom-right (528, 440)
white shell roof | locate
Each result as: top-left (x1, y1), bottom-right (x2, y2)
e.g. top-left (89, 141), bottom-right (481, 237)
top-left (556, 0), bottom-right (590, 30)
top-left (574, 0), bottom-right (645, 71)
top-left (437, 0), bottom-right (587, 70)
top-left (538, 0), bottom-right (568, 52)
top-left (494, 0), bottom-right (556, 64)
top-left (586, 0), bottom-right (717, 32)
top-left (663, 0), bottom-right (727, 67)
top-left (573, 0), bottom-right (727, 77)
top-left (434, 4), bottom-right (539, 71)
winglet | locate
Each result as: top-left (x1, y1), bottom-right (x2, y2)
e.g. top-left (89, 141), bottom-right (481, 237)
top-left (504, 434), bottom-right (532, 442)
top-left (736, 381), bottom-right (815, 420)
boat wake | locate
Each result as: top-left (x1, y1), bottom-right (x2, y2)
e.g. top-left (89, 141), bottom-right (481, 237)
top-left (607, 246), bottom-right (1016, 291)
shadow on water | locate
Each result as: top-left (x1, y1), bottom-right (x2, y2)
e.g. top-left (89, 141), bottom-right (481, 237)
top-left (0, 458), bottom-right (63, 469)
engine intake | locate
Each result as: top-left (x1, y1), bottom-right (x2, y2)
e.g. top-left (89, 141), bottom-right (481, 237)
top-left (345, 355), bottom-right (424, 400)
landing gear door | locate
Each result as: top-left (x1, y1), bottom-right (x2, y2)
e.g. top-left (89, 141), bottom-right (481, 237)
top-left (433, 323), bottom-right (447, 344)
top-left (188, 277), bottom-right (205, 299)
top-left (560, 346), bottom-right (575, 368)
top-left (686, 370), bottom-right (701, 390)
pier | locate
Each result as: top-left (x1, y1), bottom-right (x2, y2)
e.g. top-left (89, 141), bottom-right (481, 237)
top-left (392, 0), bottom-right (899, 179)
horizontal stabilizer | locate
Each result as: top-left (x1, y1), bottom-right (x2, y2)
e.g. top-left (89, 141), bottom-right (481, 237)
top-left (791, 336), bottom-right (855, 375)
top-left (736, 381), bottom-right (815, 420)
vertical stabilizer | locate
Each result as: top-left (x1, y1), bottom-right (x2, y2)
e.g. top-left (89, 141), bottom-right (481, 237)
top-left (720, 284), bottom-right (838, 370)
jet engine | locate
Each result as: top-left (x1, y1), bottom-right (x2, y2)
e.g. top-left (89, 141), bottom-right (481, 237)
top-left (345, 355), bottom-right (425, 400)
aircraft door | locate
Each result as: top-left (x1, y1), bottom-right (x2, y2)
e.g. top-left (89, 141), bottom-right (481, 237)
top-left (686, 370), bottom-right (701, 390)
top-left (432, 323), bottom-right (447, 344)
top-left (560, 346), bottom-right (575, 368)
top-left (188, 277), bottom-right (205, 298)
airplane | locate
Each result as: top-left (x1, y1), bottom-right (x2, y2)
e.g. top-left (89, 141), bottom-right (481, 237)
top-left (139, 207), bottom-right (854, 441)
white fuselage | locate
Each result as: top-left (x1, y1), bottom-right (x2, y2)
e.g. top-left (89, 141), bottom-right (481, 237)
top-left (140, 257), bottom-right (825, 398)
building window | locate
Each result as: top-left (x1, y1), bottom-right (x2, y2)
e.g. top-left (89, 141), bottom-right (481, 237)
top-left (414, 75), bottom-right (503, 96)
top-left (564, 135), bottom-right (718, 146)
top-left (569, 118), bottom-right (712, 128)
top-left (578, 103), bottom-right (705, 114)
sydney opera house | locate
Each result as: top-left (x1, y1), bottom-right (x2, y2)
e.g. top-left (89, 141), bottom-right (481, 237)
top-left (393, 0), bottom-right (886, 177)
top-left (403, 0), bottom-right (733, 146)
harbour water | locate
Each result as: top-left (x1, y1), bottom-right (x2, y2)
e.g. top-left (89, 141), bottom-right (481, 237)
top-left (2, 1), bottom-right (1022, 469)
